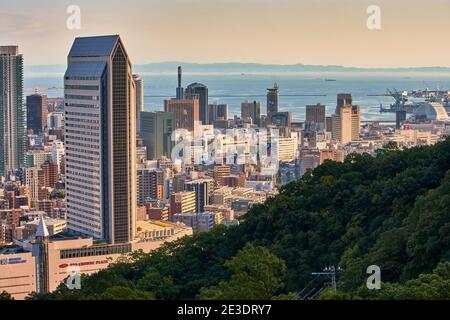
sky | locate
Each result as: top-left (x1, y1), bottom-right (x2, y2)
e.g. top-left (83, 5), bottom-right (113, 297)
top-left (1, 0), bottom-right (450, 67)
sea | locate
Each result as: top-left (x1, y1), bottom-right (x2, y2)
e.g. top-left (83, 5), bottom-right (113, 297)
top-left (25, 71), bottom-right (450, 122)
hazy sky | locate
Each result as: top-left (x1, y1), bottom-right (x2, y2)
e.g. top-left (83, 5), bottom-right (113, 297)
top-left (1, 0), bottom-right (449, 67)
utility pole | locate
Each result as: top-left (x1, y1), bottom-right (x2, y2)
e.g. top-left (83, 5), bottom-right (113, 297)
top-left (311, 265), bottom-right (343, 294)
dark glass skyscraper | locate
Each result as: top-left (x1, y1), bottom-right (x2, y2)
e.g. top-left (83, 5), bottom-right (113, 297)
top-left (26, 93), bottom-right (48, 134)
top-left (0, 46), bottom-right (26, 177)
top-left (185, 82), bottom-right (209, 125)
top-left (64, 35), bottom-right (136, 244)
top-left (266, 83), bottom-right (279, 115)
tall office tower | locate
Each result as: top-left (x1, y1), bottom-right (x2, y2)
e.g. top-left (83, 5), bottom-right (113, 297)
top-left (337, 93), bottom-right (352, 109)
top-left (133, 74), bottom-right (144, 135)
top-left (176, 66), bottom-right (184, 99)
top-left (332, 93), bottom-right (353, 144)
top-left (26, 93), bottom-right (48, 134)
top-left (241, 100), bottom-right (261, 126)
top-left (185, 178), bottom-right (214, 213)
top-left (185, 82), bottom-right (209, 125)
top-left (170, 191), bottom-right (196, 219)
top-left (64, 35), bottom-right (137, 243)
top-left (305, 103), bottom-right (326, 129)
top-left (208, 103), bottom-right (228, 123)
top-left (164, 98), bottom-right (199, 134)
top-left (0, 46), bottom-right (26, 177)
top-left (137, 168), bottom-right (166, 207)
top-left (140, 111), bottom-right (174, 160)
top-left (266, 83), bottom-right (279, 115)
top-left (351, 105), bottom-right (361, 141)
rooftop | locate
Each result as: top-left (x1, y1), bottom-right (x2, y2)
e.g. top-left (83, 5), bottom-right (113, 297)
top-left (68, 35), bottom-right (119, 57)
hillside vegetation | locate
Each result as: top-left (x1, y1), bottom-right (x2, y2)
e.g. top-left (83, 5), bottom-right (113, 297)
top-left (33, 138), bottom-right (450, 300)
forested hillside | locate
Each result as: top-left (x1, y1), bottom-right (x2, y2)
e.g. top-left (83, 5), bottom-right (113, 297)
top-left (32, 138), bottom-right (450, 300)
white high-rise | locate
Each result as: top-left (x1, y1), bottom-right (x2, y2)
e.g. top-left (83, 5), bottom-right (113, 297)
top-left (64, 35), bottom-right (136, 244)
top-left (0, 46), bottom-right (26, 177)
top-left (133, 74), bottom-right (144, 135)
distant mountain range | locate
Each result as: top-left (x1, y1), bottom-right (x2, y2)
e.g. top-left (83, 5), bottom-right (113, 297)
top-left (24, 62), bottom-right (450, 74)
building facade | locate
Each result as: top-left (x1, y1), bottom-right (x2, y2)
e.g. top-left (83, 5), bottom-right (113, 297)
top-left (26, 93), bottom-right (48, 134)
top-left (0, 46), bottom-right (26, 177)
top-left (64, 35), bottom-right (137, 244)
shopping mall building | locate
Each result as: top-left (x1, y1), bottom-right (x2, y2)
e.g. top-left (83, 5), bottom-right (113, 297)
top-left (0, 219), bottom-right (192, 299)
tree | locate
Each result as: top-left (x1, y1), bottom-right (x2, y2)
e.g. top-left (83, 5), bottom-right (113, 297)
top-left (0, 291), bottom-right (14, 300)
top-left (100, 286), bottom-right (155, 300)
top-left (199, 244), bottom-right (286, 300)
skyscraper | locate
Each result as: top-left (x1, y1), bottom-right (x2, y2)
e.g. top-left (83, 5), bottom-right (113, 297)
top-left (140, 111), bottom-right (174, 160)
top-left (164, 98), bottom-right (199, 134)
top-left (26, 93), bottom-right (48, 134)
top-left (208, 103), bottom-right (228, 123)
top-left (351, 105), bottom-right (361, 141)
top-left (305, 103), bottom-right (326, 130)
top-left (185, 82), bottom-right (209, 125)
top-left (64, 35), bottom-right (136, 243)
top-left (133, 74), bottom-right (144, 135)
top-left (176, 66), bottom-right (184, 99)
top-left (241, 100), bottom-right (261, 126)
top-left (332, 94), bottom-right (360, 144)
top-left (0, 46), bottom-right (26, 177)
top-left (266, 83), bottom-right (279, 115)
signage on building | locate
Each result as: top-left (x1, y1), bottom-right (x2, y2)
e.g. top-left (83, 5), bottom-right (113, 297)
top-left (0, 257), bottom-right (27, 265)
top-left (58, 259), bottom-right (110, 268)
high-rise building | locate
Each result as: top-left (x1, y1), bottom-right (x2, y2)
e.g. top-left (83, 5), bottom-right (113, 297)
top-left (208, 103), bottom-right (228, 123)
top-left (185, 179), bottom-right (214, 213)
top-left (0, 46), bottom-right (26, 177)
top-left (64, 35), bottom-right (137, 243)
top-left (137, 168), bottom-right (166, 206)
top-left (164, 98), bottom-right (199, 134)
top-left (185, 82), bottom-right (209, 125)
top-left (140, 111), bottom-right (174, 160)
top-left (337, 93), bottom-right (352, 108)
top-left (41, 160), bottom-right (59, 188)
top-left (51, 140), bottom-right (65, 173)
top-left (332, 94), bottom-right (360, 144)
top-left (305, 103), bottom-right (326, 129)
top-left (133, 74), bottom-right (144, 135)
top-left (351, 105), bottom-right (361, 141)
top-left (332, 105), bottom-right (352, 144)
top-left (241, 101), bottom-right (261, 126)
top-left (25, 167), bottom-right (46, 206)
top-left (176, 66), bottom-right (184, 99)
top-left (26, 93), bottom-right (48, 134)
top-left (266, 83), bottom-right (279, 115)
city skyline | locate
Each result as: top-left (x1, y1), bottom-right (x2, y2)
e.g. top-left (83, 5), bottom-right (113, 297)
top-left (2, 0), bottom-right (450, 67)
top-left (1, 1), bottom-right (450, 304)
